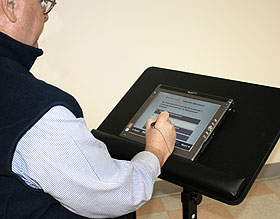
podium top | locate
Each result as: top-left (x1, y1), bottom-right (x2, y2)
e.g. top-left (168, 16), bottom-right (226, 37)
top-left (94, 67), bottom-right (280, 205)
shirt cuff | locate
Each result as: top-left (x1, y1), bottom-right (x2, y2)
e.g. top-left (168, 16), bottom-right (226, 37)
top-left (131, 151), bottom-right (161, 180)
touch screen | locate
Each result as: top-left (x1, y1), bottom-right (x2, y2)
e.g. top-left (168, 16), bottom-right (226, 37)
top-left (120, 85), bottom-right (234, 160)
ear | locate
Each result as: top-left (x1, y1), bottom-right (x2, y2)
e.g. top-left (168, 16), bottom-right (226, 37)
top-left (0, 0), bottom-right (17, 23)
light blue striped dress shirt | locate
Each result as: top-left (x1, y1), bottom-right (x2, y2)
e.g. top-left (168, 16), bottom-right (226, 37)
top-left (12, 106), bottom-right (160, 218)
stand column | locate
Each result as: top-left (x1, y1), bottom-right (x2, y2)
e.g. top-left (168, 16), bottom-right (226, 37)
top-left (181, 188), bottom-right (202, 219)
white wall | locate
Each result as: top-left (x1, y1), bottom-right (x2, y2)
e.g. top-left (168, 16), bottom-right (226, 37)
top-left (32, 0), bottom-right (279, 163)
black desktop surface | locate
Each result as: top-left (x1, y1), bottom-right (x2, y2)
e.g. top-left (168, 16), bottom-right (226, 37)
top-left (91, 67), bottom-right (280, 205)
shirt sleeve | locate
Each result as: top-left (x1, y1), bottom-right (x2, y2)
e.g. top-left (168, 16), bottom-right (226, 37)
top-left (12, 106), bottom-right (161, 218)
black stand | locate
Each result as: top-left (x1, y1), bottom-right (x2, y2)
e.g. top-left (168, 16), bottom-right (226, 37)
top-left (181, 189), bottom-right (202, 219)
top-left (91, 67), bottom-right (280, 219)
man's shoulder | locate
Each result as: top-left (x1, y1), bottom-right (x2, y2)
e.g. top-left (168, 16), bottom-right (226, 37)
top-left (0, 60), bottom-right (83, 120)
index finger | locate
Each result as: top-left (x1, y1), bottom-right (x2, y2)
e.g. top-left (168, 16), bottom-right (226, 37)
top-left (156, 111), bottom-right (170, 123)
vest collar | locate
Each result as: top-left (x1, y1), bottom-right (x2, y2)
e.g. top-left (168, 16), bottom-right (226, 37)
top-left (0, 32), bottom-right (43, 71)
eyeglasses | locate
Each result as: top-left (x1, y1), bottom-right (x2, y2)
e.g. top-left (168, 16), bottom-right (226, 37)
top-left (40, 0), bottom-right (56, 15)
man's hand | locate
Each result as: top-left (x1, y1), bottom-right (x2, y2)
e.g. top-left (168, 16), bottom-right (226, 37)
top-left (145, 111), bottom-right (176, 167)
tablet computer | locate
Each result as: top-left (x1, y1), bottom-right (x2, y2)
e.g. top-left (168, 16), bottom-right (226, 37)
top-left (119, 84), bottom-right (234, 160)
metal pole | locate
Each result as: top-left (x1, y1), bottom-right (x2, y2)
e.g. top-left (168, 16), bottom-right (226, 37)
top-left (181, 189), bottom-right (202, 219)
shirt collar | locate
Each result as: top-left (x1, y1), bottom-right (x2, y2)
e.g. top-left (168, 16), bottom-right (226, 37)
top-left (0, 32), bottom-right (43, 71)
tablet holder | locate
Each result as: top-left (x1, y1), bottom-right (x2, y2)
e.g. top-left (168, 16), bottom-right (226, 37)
top-left (91, 67), bottom-right (280, 219)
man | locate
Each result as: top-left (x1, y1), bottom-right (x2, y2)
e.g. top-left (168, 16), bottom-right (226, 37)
top-left (0, 0), bottom-right (176, 218)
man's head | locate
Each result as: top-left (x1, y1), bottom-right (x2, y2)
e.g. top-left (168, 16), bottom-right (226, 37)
top-left (0, 0), bottom-right (56, 47)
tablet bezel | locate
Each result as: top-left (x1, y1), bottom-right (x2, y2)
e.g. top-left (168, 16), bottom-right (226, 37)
top-left (119, 84), bottom-right (234, 160)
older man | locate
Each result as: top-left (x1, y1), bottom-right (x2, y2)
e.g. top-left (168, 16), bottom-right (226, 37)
top-left (0, 0), bottom-right (176, 218)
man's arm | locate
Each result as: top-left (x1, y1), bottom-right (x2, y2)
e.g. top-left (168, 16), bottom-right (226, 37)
top-left (12, 106), bottom-right (164, 218)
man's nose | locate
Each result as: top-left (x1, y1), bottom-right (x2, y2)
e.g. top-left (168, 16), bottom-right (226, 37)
top-left (44, 14), bottom-right (49, 22)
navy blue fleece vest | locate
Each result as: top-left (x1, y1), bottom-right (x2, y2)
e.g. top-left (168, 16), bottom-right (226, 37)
top-left (0, 32), bottom-right (87, 218)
